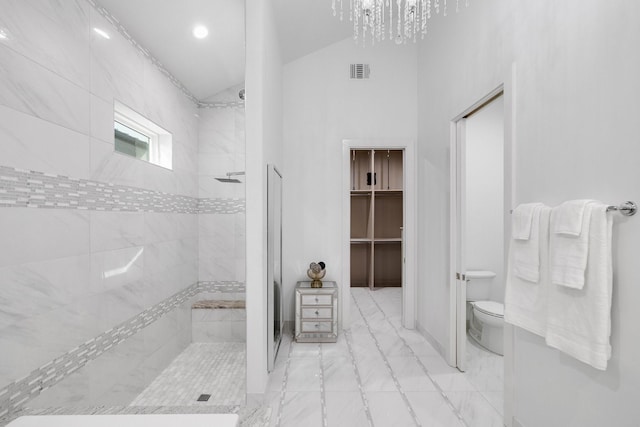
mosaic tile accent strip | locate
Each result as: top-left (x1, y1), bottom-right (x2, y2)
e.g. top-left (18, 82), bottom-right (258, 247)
top-left (0, 281), bottom-right (245, 420)
top-left (199, 281), bottom-right (246, 293)
top-left (198, 197), bottom-right (245, 214)
top-left (90, 0), bottom-right (245, 111)
top-left (0, 165), bottom-right (244, 214)
top-left (198, 100), bottom-right (245, 109)
top-left (0, 165), bottom-right (197, 213)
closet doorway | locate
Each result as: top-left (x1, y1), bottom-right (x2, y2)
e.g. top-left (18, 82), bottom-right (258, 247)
top-left (342, 139), bottom-right (416, 330)
top-left (350, 149), bottom-right (404, 289)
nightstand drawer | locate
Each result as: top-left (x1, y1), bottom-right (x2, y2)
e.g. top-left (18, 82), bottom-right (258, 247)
top-left (301, 295), bottom-right (333, 306)
top-left (302, 307), bottom-right (332, 319)
top-left (301, 321), bottom-right (333, 333)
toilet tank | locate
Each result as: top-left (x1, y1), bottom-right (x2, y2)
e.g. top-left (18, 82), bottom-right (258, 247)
top-left (465, 270), bottom-right (496, 301)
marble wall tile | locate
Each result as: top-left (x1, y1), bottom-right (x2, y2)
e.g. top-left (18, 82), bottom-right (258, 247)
top-left (89, 9), bottom-right (145, 107)
top-left (143, 212), bottom-right (180, 244)
top-left (0, 0), bottom-right (91, 90)
top-left (90, 94), bottom-right (114, 143)
top-left (90, 138), bottom-right (144, 188)
top-left (0, 45), bottom-right (91, 135)
top-left (199, 129), bottom-right (237, 156)
top-left (90, 211), bottom-right (145, 252)
top-left (90, 246), bottom-right (145, 293)
top-left (142, 162), bottom-right (177, 195)
top-left (0, 105), bottom-right (91, 178)
top-left (0, 254), bottom-right (91, 330)
top-left (0, 208), bottom-right (90, 268)
top-left (0, 303), bottom-right (101, 389)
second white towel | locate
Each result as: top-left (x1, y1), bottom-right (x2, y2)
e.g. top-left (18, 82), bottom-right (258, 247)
top-left (545, 203), bottom-right (613, 370)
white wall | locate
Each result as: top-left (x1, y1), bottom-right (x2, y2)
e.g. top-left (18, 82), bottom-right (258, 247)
top-left (465, 97), bottom-right (504, 302)
top-left (245, 0), bottom-right (283, 396)
top-left (417, 0), bottom-right (640, 425)
top-left (282, 38), bottom-right (417, 324)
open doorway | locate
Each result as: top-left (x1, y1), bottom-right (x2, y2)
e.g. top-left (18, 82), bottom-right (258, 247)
top-left (342, 139), bottom-right (416, 330)
top-left (450, 90), bottom-right (508, 419)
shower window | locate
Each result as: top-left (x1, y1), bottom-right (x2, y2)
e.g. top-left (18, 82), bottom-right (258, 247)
top-left (115, 121), bottom-right (150, 161)
top-left (113, 100), bottom-right (173, 170)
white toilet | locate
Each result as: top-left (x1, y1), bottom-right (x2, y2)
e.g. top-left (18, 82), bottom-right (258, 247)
top-left (466, 270), bottom-right (504, 356)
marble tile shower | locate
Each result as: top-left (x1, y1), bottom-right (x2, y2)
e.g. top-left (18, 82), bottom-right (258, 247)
top-left (0, 0), bottom-right (245, 419)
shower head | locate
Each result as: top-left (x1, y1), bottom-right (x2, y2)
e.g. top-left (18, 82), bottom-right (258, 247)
top-left (215, 171), bottom-right (245, 183)
top-left (215, 178), bottom-right (242, 183)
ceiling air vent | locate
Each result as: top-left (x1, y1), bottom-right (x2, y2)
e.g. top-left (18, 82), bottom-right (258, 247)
top-left (350, 63), bottom-right (370, 80)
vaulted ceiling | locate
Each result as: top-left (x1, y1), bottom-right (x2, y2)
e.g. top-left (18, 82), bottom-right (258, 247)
top-left (97, 0), bottom-right (352, 101)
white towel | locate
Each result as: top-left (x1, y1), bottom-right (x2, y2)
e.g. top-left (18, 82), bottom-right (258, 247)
top-left (552, 199), bottom-right (594, 236)
top-left (550, 201), bottom-right (597, 289)
top-left (512, 203), bottom-right (543, 240)
top-left (545, 203), bottom-right (613, 370)
top-left (512, 204), bottom-right (544, 282)
top-left (504, 205), bottom-right (551, 337)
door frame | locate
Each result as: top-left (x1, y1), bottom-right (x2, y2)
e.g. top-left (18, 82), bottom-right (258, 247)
top-left (449, 65), bottom-right (516, 425)
top-left (342, 138), bottom-right (416, 330)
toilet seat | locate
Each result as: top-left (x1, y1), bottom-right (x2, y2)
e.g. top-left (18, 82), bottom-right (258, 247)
top-left (473, 301), bottom-right (504, 318)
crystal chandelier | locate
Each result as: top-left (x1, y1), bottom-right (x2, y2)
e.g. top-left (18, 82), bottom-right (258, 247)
top-left (332, 0), bottom-right (468, 45)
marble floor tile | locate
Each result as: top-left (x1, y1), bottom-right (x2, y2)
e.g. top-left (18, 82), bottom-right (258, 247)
top-left (357, 357), bottom-right (397, 392)
top-left (387, 357), bottom-right (437, 392)
top-left (481, 391), bottom-right (505, 416)
top-left (325, 391), bottom-right (370, 427)
top-left (321, 335), bottom-right (351, 359)
top-left (430, 371), bottom-right (478, 392)
top-left (285, 358), bottom-right (321, 392)
top-left (447, 391), bottom-right (504, 427)
top-left (268, 288), bottom-right (504, 427)
top-left (405, 391), bottom-right (466, 427)
top-left (288, 342), bottom-right (320, 358)
top-left (366, 391), bottom-right (416, 427)
top-left (279, 391), bottom-right (323, 427)
top-left (322, 357), bottom-right (359, 391)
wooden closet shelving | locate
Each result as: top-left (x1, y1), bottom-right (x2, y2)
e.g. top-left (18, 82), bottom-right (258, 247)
top-left (350, 149), bottom-right (403, 288)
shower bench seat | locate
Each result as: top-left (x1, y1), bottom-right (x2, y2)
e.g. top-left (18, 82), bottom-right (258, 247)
top-left (191, 300), bottom-right (246, 343)
top-left (7, 414), bottom-right (238, 427)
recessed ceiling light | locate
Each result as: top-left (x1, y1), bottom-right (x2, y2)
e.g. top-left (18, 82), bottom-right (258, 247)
top-left (93, 28), bottom-right (110, 39)
top-left (192, 25), bottom-right (209, 39)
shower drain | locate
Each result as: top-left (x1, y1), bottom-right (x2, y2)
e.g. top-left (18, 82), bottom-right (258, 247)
top-left (197, 394), bottom-right (211, 402)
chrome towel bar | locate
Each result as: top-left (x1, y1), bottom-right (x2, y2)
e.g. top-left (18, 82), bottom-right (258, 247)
top-left (509, 201), bottom-right (637, 216)
top-left (606, 201), bottom-right (637, 216)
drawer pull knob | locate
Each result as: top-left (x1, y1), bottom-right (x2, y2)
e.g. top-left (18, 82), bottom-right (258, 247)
top-left (315, 297), bottom-right (319, 302)
top-left (315, 323), bottom-right (320, 328)
top-left (315, 310), bottom-right (319, 315)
